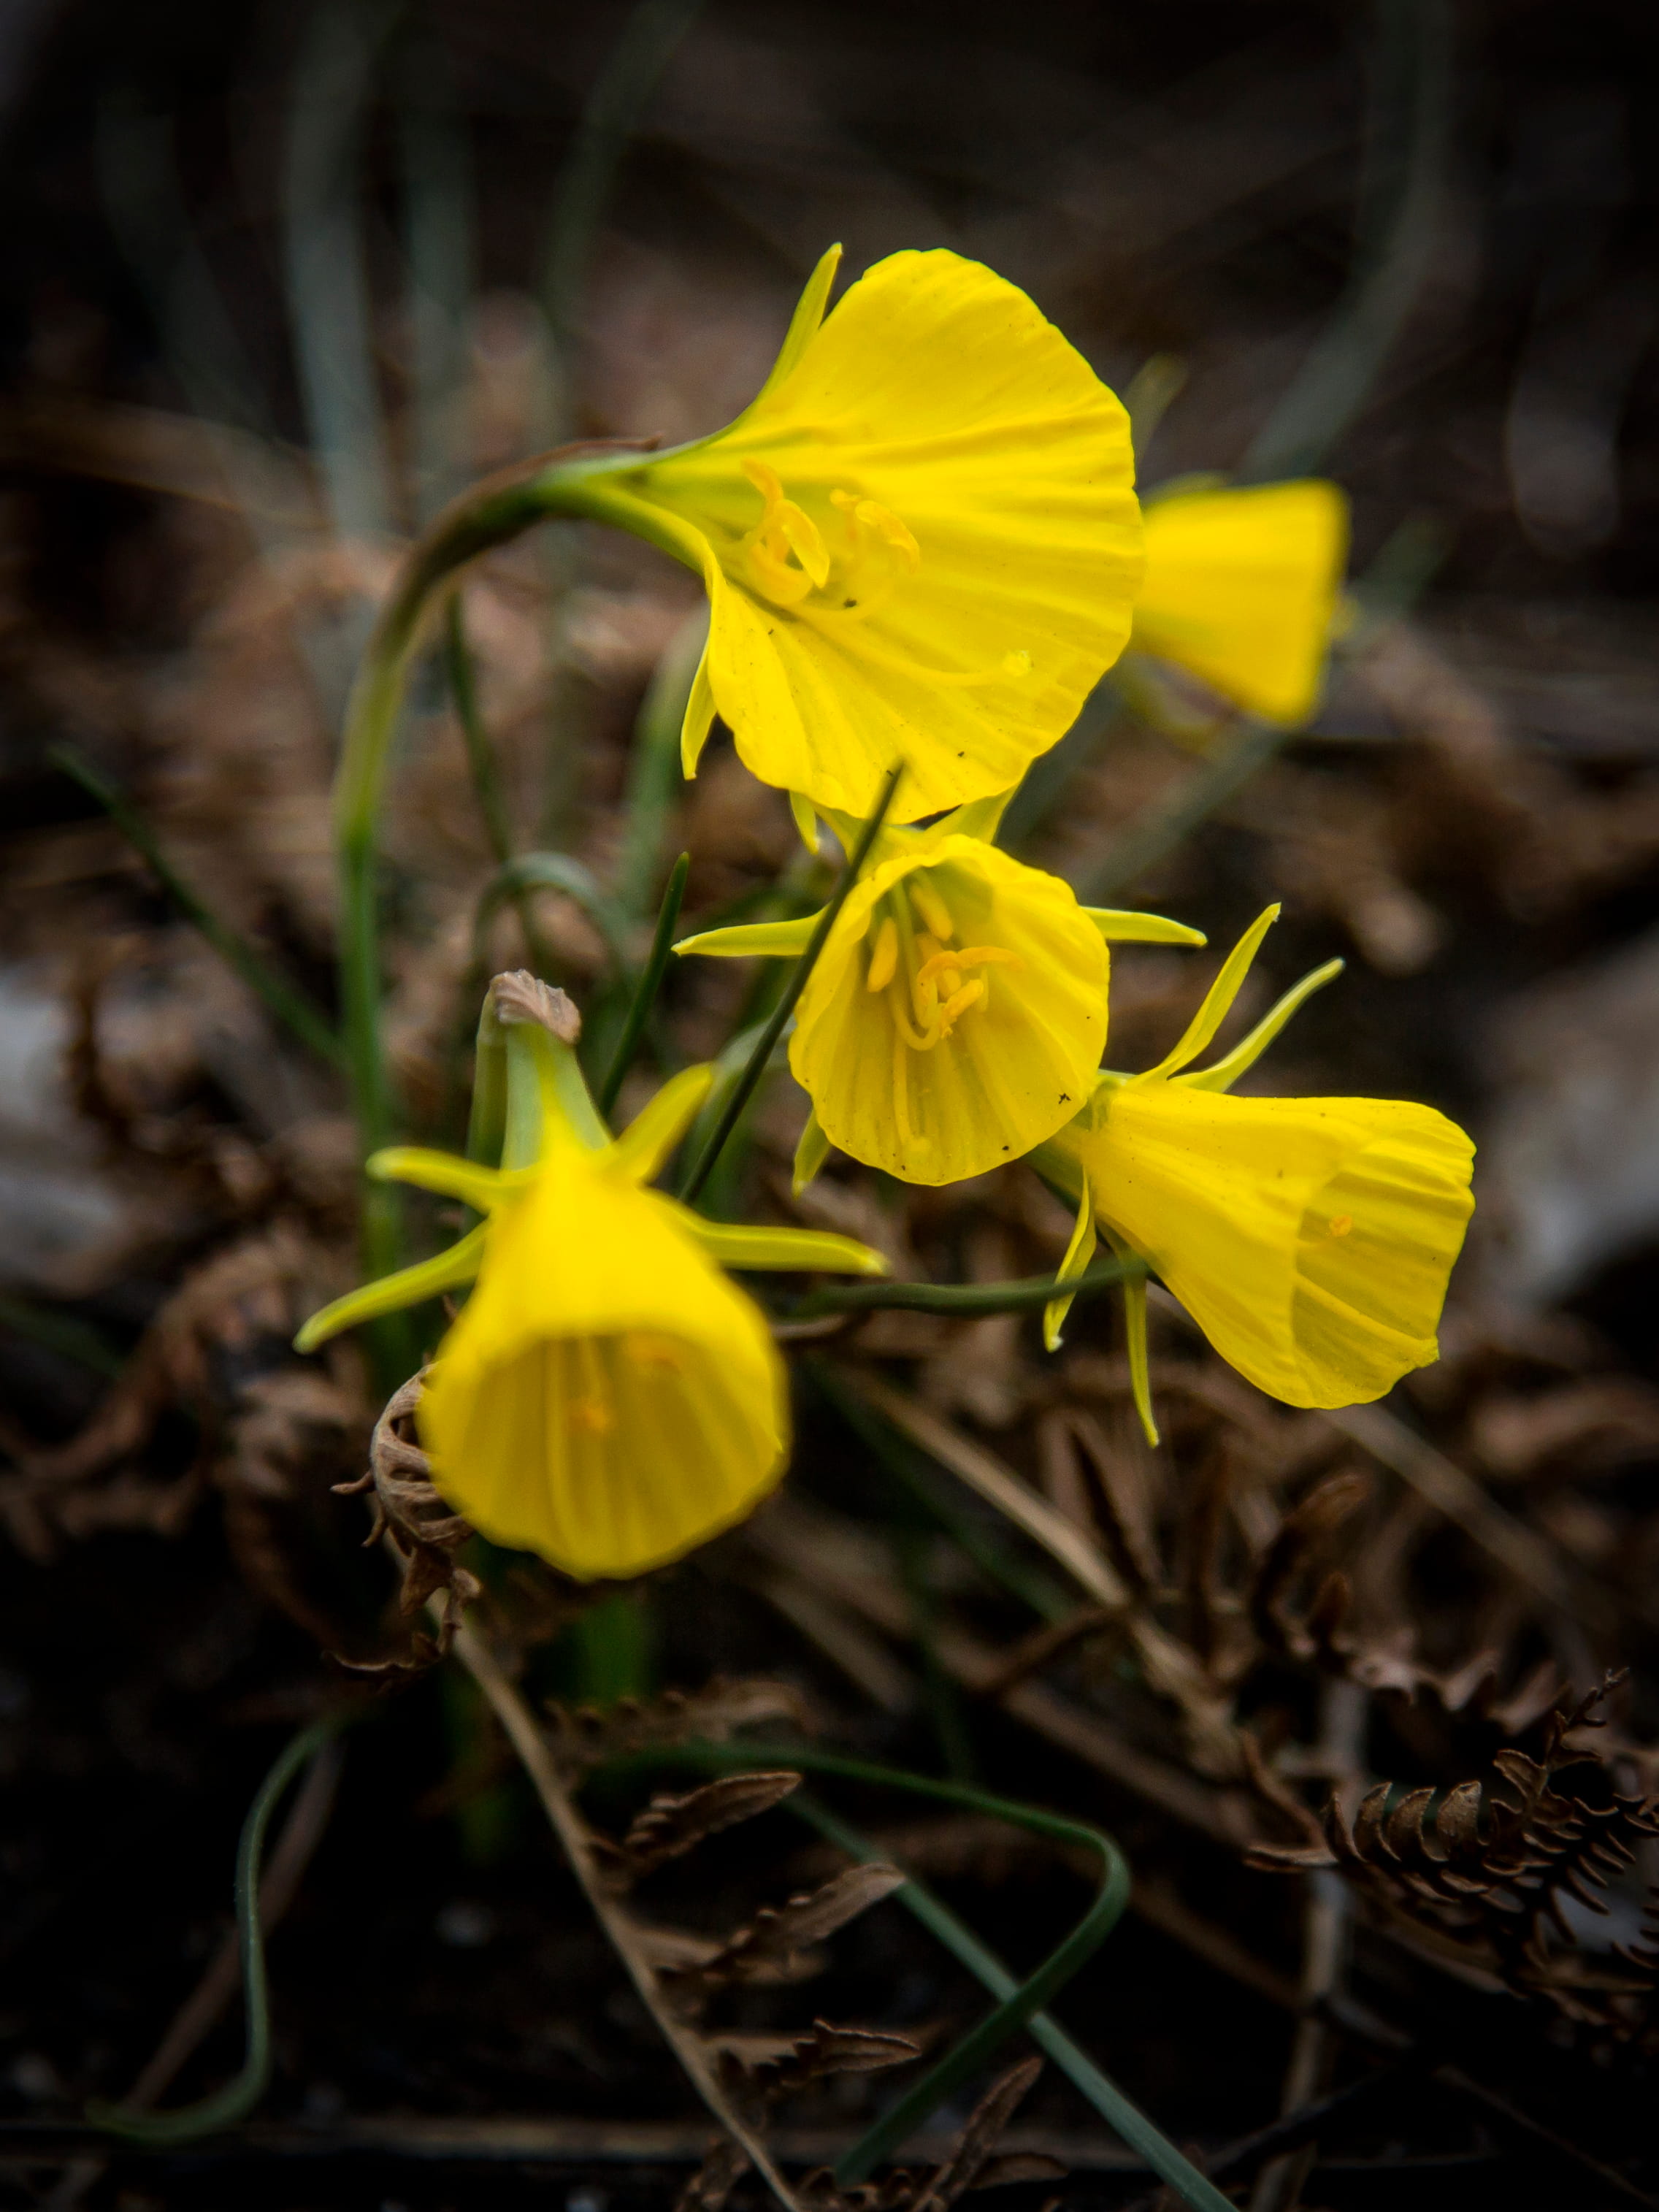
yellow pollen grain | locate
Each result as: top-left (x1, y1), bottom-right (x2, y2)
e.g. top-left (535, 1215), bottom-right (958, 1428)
top-left (569, 1396), bottom-right (615, 1435)
top-left (1003, 649), bottom-right (1032, 676)
top-left (908, 876), bottom-right (955, 942)
top-left (865, 914), bottom-right (899, 992)
top-left (1327, 1214), bottom-right (1353, 1238)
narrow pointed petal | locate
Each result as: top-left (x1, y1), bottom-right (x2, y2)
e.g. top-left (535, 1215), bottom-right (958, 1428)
top-left (294, 1223), bottom-right (488, 1353)
top-left (793, 1106), bottom-right (831, 1195)
top-left (676, 914), bottom-right (821, 959)
top-left (606, 1064), bottom-right (716, 1185)
top-left (789, 789), bottom-right (821, 852)
top-left (1043, 1175), bottom-right (1097, 1352)
top-left (1139, 904), bottom-right (1280, 1081)
top-left (681, 1217), bottom-right (888, 1277)
top-left (745, 243), bottom-right (844, 412)
top-left (1084, 908), bottom-right (1208, 946)
top-left (1180, 958), bottom-right (1344, 1094)
top-left (1121, 1266), bottom-right (1160, 1446)
top-left (367, 1147), bottom-right (517, 1210)
top-left (943, 785), bottom-right (1018, 844)
top-left (680, 645), bottom-right (719, 777)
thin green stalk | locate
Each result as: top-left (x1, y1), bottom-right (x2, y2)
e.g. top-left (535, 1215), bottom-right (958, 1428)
top-left (1073, 718), bottom-right (1286, 905)
top-left (789, 1250), bottom-right (1144, 1323)
top-left (542, 0), bottom-right (707, 379)
top-left (792, 1793), bottom-right (1234, 2211)
top-left (613, 613), bottom-right (708, 920)
top-left (282, 0), bottom-right (399, 543)
top-left (52, 746), bottom-right (342, 1068)
top-left (444, 593), bottom-right (515, 870)
top-left (1241, 0), bottom-right (1452, 481)
top-left (599, 850), bottom-right (689, 1117)
top-left (398, 40), bottom-right (475, 527)
top-left (87, 1712), bottom-right (350, 2146)
top-left (331, 442), bottom-right (646, 1293)
top-left (679, 762), bottom-right (904, 1205)
top-left (811, 1363), bottom-right (1072, 1625)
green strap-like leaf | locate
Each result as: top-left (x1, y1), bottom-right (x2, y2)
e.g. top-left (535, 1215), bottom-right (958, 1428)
top-left (294, 1222), bottom-right (487, 1352)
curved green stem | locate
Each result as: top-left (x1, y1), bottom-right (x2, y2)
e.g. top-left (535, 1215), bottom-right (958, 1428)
top-left (86, 1711), bottom-right (350, 2146)
top-left (788, 1250), bottom-right (1145, 1321)
top-left (332, 442), bottom-right (651, 1292)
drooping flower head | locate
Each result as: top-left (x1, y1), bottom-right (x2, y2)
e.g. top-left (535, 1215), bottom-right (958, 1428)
top-left (1035, 908), bottom-right (1474, 1434)
top-left (575, 246), bottom-right (1143, 822)
top-left (678, 797), bottom-right (1205, 1187)
top-left (296, 990), bottom-right (885, 1580)
top-left (1129, 480), bottom-right (1349, 726)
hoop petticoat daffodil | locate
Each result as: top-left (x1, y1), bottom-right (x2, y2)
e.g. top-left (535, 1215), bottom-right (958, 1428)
top-left (295, 1060), bottom-right (886, 1581)
top-left (572, 245), bottom-right (1143, 823)
top-left (1130, 479), bottom-right (1349, 726)
top-left (678, 795), bottom-right (1206, 1187)
top-left (1034, 906), bottom-right (1474, 1440)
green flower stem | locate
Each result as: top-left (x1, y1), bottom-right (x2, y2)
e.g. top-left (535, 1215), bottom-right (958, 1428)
top-left (331, 442), bottom-right (651, 1292)
top-left (679, 762), bottom-right (905, 1206)
top-left (86, 1711), bottom-right (350, 2146)
top-left (788, 1250), bottom-right (1145, 1321)
top-left (52, 745), bottom-right (341, 1068)
top-left (599, 850), bottom-right (689, 1119)
top-left (445, 594), bottom-right (556, 977)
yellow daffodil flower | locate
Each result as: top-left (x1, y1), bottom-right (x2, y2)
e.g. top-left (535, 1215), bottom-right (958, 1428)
top-left (571, 245), bottom-right (1143, 823)
top-left (296, 1038), bottom-right (886, 1581)
top-left (678, 796), bottom-right (1206, 1187)
top-left (1035, 906), bottom-right (1474, 1435)
top-left (1129, 479), bottom-right (1349, 725)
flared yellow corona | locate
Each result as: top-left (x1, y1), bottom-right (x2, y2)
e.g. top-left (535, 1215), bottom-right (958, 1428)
top-left (1130, 479), bottom-right (1349, 725)
top-left (1036, 908), bottom-right (1474, 1431)
top-left (573, 245), bottom-right (1143, 822)
top-left (296, 1060), bottom-right (885, 1580)
top-left (679, 798), bottom-right (1204, 1186)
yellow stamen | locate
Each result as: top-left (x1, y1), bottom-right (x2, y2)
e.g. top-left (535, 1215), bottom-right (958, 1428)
top-left (865, 914), bottom-right (899, 992)
top-left (908, 876), bottom-right (955, 943)
top-left (913, 945), bottom-right (1024, 990)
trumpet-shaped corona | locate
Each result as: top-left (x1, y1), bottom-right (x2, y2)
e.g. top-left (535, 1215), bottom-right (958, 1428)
top-left (678, 800), bottom-right (1206, 1187)
top-left (1130, 480), bottom-right (1349, 725)
top-left (1035, 908), bottom-right (1474, 1424)
top-left (296, 1058), bottom-right (886, 1581)
top-left (578, 245), bottom-right (1143, 822)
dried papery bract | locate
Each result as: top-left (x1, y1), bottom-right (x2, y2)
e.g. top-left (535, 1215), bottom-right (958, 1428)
top-left (330, 1371), bottom-right (480, 1674)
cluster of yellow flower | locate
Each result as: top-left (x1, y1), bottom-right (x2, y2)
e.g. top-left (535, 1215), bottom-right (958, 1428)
top-left (300, 245), bottom-right (1474, 1584)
